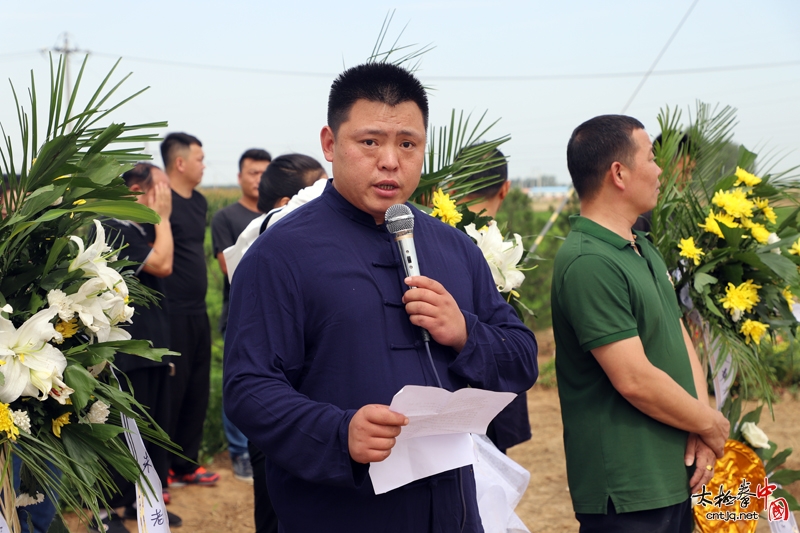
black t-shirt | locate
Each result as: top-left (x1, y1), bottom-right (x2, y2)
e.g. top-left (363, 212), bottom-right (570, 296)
top-left (211, 201), bottom-right (261, 332)
top-left (103, 219), bottom-right (170, 372)
top-left (165, 189), bottom-right (208, 315)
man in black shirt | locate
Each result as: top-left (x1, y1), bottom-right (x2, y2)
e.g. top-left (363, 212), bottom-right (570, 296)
top-left (91, 163), bottom-right (182, 532)
top-left (211, 148), bottom-right (271, 482)
top-left (160, 132), bottom-right (220, 487)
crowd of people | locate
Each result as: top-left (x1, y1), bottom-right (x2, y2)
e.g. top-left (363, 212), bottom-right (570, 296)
top-left (8, 60), bottom-right (723, 533)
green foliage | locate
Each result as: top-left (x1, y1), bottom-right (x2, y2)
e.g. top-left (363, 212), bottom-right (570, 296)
top-left (199, 193), bottom-right (238, 463)
top-left (494, 188), bottom-right (577, 331)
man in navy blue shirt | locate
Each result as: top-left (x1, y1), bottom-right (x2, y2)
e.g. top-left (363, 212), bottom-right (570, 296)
top-left (223, 62), bottom-right (538, 532)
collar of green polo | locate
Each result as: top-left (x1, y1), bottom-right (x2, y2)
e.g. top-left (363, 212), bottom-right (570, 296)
top-left (569, 215), bottom-right (638, 250)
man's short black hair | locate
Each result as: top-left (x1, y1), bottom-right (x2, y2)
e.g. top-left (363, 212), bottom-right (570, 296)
top-left (239, 148), bottom-right (272, 171)
top-left (462, 146), bottom-right (508, 198)
top-left (160, 132), bottom-right (202, 170)
top-left (257, 153), bottom-right (325, 213)
top-left (566, 115), bottom-right (645, 200)
top-left (327, 62), bottom-right (429, 135)
top-left (121, 162), bottom-right (157, 190)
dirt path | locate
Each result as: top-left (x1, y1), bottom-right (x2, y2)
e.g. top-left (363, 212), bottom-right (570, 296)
top-left (65, 333), bottom-right (800, 532)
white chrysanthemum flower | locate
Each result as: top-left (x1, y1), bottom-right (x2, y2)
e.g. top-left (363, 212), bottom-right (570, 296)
top-left (741, 421), bottom-right (770, 449)
top-left (86, 400), bottom-right (110, 424)
top-left (11, 410), bottom-right (31, 434)
top-left (15, 492), bottom-right (45, 507)
top-left (767, 233), bottom-right (782, 254)
top-left (464, 221), bottom-right (526, 293)
top-left (47, 289), bottom-right (76, 322)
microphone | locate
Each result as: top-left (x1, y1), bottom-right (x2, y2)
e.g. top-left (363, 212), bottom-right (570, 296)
top-left (385, 204), bottom-right (431, 342)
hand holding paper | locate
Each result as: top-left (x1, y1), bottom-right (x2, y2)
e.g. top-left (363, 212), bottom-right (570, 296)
top-left (368, 385), bottom-right (516, 494)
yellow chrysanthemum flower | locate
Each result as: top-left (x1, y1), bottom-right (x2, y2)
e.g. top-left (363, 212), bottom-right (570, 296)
top-left (762, 206), bottom-right (777, 225)
top-left (740, 319), bottom-right (769, 346)
top-left (753, 198), bottom-right (769, 209)
top-left (55, 318), bottom-right (79, 341)
top-left (678, 237), bottom-right (705, 266)
top-left (699, 211), bottom-right (739, 239)
top-left (430, 189), bottom-right (462, 227)
top-left (712, 188), bottom-right (755, 219)
top-left (734, 167), bottom-right (762, 187)
top-left (749, 223), bottom-right (771, 244)
top-left (52, 412), bottom-right (71, 438)
top-left (789, 238), bottom-right (800, 256)
top-left (783, 287), bottom-right (796, 307)
top-left (0, 403), bottom-right (19, 442)
top-left (719, 279), bottom-right (761, 319)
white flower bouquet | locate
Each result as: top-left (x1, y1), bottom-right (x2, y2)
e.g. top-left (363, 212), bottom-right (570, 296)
top-left (0, 56), bottom-right (176, 531)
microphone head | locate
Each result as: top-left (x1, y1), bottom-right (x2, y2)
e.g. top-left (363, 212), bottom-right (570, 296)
top-left (385, 204), bottom-right (415, 234)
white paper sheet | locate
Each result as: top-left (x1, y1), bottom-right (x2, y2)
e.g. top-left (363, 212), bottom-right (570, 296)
top-left (369, 385), bottom-right (516, 494)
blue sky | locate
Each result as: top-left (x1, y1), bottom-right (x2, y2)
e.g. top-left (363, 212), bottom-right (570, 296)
top-left (1, 0), bottom-right (798, 186)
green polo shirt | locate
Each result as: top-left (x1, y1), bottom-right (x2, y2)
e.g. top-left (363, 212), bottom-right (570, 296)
top-left (551, 215), bottom-right (696, 514)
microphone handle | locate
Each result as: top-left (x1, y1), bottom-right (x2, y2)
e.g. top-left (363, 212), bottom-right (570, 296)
top-left (394, 230), bottom-right (432, 342)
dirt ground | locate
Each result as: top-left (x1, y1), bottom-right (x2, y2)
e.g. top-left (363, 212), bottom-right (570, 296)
top-left (65, 330), bottom-right (800, 532)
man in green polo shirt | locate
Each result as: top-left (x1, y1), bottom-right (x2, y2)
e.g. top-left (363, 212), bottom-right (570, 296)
top-left (552, 114), bottom-right (730, 532)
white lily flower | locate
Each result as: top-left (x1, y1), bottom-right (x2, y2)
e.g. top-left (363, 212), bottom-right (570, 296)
top-left (0, 306), bottom-right (68, 403)
top-left (69, 220), bottom-right (128, 297)
top-left (465, 221), bottom-right (526, 293)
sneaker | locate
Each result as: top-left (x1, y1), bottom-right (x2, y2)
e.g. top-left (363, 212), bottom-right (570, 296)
top-left (124, 507), bottom-right (182, 527)
top-left (162, 489), bottom-right (171, 505)
top-left (231, 452), bottom-right (254, 484)
top-left (168, 466), bottom-right (220, 487)
top-left (88, 511), bottom-right (130, 533)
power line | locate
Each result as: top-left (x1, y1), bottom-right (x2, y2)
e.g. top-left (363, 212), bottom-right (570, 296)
top-left (85, 51), bottom-right (800, 81)
top-left (620, 0), bottom-right (700, 113)
top-left (526, 0), bottom-right (700, 258)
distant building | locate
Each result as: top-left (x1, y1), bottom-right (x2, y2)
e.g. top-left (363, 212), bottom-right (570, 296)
top-left (511, 175), bottom-right (571, 201)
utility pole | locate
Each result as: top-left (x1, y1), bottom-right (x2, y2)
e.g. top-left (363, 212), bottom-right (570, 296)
top-left (44, 32), bottom-right (89, 130)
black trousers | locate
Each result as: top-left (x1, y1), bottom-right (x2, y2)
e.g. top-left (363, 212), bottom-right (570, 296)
top-left (248, 441), bottom-right (279, 533)
top-left (109, 365), bottom-right (173, 508)
top-left (576, 498), bottom-right (693, 533)
top-left (168, 313), bottom-right (212, 475)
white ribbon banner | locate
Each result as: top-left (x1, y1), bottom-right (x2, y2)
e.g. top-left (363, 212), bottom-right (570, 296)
top-left (112, 368), bottom-right (170, 533)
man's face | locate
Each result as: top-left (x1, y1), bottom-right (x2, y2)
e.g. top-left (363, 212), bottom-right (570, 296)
top-left (239, 158), bottom-right (269, 203)
top-left (321, 99), bottom-right (426, 224)
top-left (181, 143), bottom-right (205, 186)
top-left (627, 128), bottom-right (662, 213)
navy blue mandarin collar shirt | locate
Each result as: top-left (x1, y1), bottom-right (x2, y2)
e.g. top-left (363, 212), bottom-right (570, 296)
top-left (223, 181), bottom-right (537, 532)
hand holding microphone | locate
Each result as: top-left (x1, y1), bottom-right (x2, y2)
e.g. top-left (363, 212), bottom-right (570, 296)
top-left (385, 205), bottom-right (468, 352)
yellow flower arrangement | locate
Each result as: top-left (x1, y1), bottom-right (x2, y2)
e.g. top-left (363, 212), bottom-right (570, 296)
top-left (739, 319), bottom-right (769, 346)
top-left (711, 188), bottom-right (755, 220)
top-left (52, 412), bottom-right (71, 438)
top-left (733, 166), bottom-right (762, 187)
top-left (678, 237), bottom-right (704, 265)
top-left (719, 280), bottom-right (761, 320)
top-left (0, 402), bottom-right (20, 442)
top-left (430, 188), bottom-right (462, 227)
